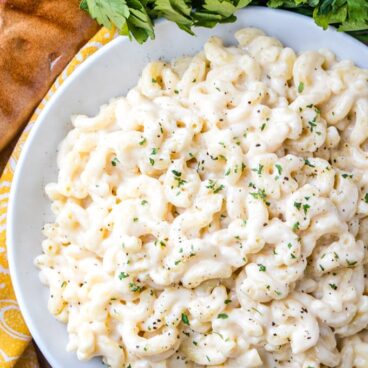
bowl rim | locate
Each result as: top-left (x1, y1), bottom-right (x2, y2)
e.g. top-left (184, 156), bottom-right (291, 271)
top-left (6, 27), bottom-right (128, 368)
top-left (6, 6), bottom-right (368, 367)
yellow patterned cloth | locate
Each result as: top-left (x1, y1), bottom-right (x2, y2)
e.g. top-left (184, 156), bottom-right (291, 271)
top-left (0, 27), bottom-right (117, 368)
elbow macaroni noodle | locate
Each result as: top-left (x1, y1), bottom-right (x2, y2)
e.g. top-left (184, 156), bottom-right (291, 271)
top-left (35, 28), bottom-right (368, 367)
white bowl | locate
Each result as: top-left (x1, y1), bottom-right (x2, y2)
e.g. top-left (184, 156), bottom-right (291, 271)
top-left (7, 6), bottom-right (368, 368)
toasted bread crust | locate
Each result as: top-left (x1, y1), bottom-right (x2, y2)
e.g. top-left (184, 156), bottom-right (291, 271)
top-left (0, 0), bottom-right (99, 150)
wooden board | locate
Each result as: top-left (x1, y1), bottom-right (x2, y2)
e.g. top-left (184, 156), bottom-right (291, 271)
top-left (0, 0), bottom-right (99, 151)
top-left (0, 131), bottom-right (16, 174)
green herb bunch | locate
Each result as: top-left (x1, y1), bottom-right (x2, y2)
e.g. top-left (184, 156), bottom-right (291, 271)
top-left (80, 0), bottom-right (367, 43)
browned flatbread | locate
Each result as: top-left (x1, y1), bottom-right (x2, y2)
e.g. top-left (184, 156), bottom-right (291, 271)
top-left (0, 0), bottom-right (100, 151)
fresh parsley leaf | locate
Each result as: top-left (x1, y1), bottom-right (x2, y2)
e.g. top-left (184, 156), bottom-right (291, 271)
top-left (81, 0), bottom-right (368, 44)
top-left (347, 259), bottom-right (357, 267)
top-left (111, 157), bottom-right (120, 166)
top-left (80, 0), bottom-right (89, 11)
top-left (308, 119), bottom-right (317, 131)
top-left (303, 204), bottom-right (310, 214)
top-left (206, 179), bottom-right (224, 193)
top-left (342, 173), bottom-right (353, 179)
top-left (217, 313), bottom-right (229, 319)
top-left (154, 0), bottom-right (194, 34)
top-left (119, 272), bottom-right (129, 279)
top-left (275, 164), bottom-right (282, 175)
top-left (304, 158), bottom-right (315, 167)
top-left (172, 170), bottom-right (182, 177)
top-left (250, 188), bottom-right (267, 203)
top-left (81, 0), bottom-right (153, 43)
top-left (129, 282), bottom-right (142, 292)
top-left (294, 201), bottom-right (302, 210)
top-left (252, 164), bottom-right (264, 175)
top-left (181, 313), bottom-right (190, 325)
top-left (83, 0), bottom-right (130, 30)
top-left (298, 81), bottom-right (304, 93)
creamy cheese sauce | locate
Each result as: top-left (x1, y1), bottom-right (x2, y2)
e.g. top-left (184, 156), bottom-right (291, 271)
top-left (35, 28), bottom-right (368, 368)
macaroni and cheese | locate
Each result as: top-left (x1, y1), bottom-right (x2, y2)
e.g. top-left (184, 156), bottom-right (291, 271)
top-left (35, 28), bottom-right (368, 367)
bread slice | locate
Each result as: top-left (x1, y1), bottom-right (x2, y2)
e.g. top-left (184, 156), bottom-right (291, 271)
top-left (0, 0), bottom-right (99, 150)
